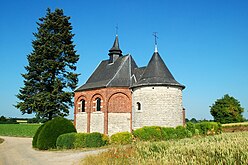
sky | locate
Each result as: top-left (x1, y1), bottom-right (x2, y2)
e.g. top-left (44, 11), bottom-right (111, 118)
top-left (0, 0), bottom-right (248, 120)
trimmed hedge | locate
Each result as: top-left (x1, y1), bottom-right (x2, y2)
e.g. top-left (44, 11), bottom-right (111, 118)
top-left (74, 133), bottom-right (88, 148)
top-left (133, 122), bottom-right (220, 142)
top-left (52, 122), bottom-right (222, 150)
top-left (56, 132), bottom-right (108, 149)
top-left (110, 132), bottom-right (133, 145)
top-left (56, 132), bottom-right (77, 149)
top-left (133, 126), bottom-right (162, 141)
top-left (32, 124), bottom-right (45, 148)
top-left (85, 132), bottom-right (107, 148)
top-left (36, 117), bottom-right (76, 150)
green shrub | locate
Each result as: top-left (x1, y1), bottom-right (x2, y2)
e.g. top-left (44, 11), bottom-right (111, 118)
top-left (56, 132), bottom-right (77, 149)
top-left (133, 126), bottom-right (162, 141)
top-left (74, 133), bottom-right (87, 148)
top-left (195, 122), bottom-right (221, 135)
top-left (175, 126), bottom-right (192, 139)
top-left (110, 132), bottom-right (133, 145)
top-left (161, 127), bottom-right (177, 140)
top-left (186, 122), bottom-right (196, 135)
top-left (102, 134), bottom-right (110, 145)
top-left (32, 124), bottom-right (45, 148)
top-left (36, 117), bottom-right (76, 150)
top-left (194, 129), bottom-right (200, 135)
top-left (85, 132), bottom-right (107, 148)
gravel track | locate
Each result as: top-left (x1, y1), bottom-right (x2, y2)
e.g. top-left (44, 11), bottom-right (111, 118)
top-left (0, 136), bottom-right (104, 165)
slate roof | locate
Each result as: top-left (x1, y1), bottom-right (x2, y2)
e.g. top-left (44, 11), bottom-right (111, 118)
top-left (75, 36), bottom-right (185, 92)
top-left (75, 55), bottom-right (138, 91)
top-left (131, 52), bottom-right (185, 89)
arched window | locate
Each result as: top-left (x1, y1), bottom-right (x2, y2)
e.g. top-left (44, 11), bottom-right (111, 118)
top-left (137, 102), bottom-right (141, 110)
top-left (81, 99), bottom-right (85, 112)
top-left (96, 98), bottom-right (101, 111)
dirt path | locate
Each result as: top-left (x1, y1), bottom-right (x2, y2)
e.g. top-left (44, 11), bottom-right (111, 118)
top-left (0, 136), bottom-right (105, 165)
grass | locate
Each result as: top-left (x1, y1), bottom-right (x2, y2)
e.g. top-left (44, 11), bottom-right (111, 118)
top-left (81, 132), bottom-right (248, 165)
top-left (0, 124), bottom-right (41, 137)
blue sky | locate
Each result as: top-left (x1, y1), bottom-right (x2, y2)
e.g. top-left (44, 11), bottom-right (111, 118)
top-left (0, 0), bottom-right (248, 120)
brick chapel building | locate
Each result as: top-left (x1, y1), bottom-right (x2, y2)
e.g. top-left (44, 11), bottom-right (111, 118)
top-left (74, 35), bottom-right (185, 135)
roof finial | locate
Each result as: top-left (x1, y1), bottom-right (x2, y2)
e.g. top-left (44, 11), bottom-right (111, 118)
top-left (115, 24), bottom-right (119, 36)
top-left (153, 32), bottom-right (158, 52)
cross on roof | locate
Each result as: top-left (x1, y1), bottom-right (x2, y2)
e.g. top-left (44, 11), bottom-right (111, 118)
top-left (153, 32), bottom-right (158, 45)
top-left (153, 32), bottom-right (159, 52)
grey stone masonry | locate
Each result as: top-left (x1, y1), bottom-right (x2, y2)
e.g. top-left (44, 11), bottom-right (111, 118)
top-left (108, 113), bottom-right (131, 135)
top-left (90, 112), bottom-right (104, 133)
top-left (76, 113), bottom-right (87, 133)
top-left (132, 86), bottom-right (183, 129)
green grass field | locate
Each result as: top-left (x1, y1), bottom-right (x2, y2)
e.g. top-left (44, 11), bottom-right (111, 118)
top-left (82, 131), bottom-right (248, 165)
top-left (0, 124), bottom-right (41, 137)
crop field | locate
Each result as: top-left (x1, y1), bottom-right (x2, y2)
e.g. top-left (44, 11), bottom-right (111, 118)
top-left (0, 124), bottom-right (41, 137)
top-left (222, 122), bottom-right (248, 127)
top-left (82, 132), bottom-right (248, 165)
top-left (222, 122), bottom-right (248, 132)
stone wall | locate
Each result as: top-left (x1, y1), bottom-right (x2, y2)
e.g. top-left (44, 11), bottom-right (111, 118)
top-left (108, 113), bottom-right (131, 135)
top-left (132, 86), bottom-right (183, 129)
top-left (76, 113), bottom-right (87, 133)
top-left (90, 112), bottom-right (104, 133)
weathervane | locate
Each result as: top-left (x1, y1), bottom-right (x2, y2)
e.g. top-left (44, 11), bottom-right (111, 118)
top-left (153, 32), bottom-right (158, 52)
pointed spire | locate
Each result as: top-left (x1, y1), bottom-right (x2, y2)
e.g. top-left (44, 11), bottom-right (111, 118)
top-left (132, 52), bottom-right (185, 89)
top-left (108, 35), bottom-right (122, 63)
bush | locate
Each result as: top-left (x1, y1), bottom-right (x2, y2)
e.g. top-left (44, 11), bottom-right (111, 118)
top-left (32, 124), bottom-right (45, 148)
top-left (85, 132), bottom-right (108, 148)
top-left (110, 132), bottom-right (133, 145)
top-left (186, 122), bottom-right (196, 135)
top-left (56, 132), bottom-right (108, 149)
top-left (161, 127), bottom-right (177, 140)
top-left (133, 126), bottom-right (162, 141)
top-left (74, 133), bottom-right (87, 148)
top-left (36, 117), bottom-right (76, 150)
top-left (195, 122), bottom-right (222, 135)
top-left (175, 126), bottom-right (192, 139)
top-left (56, 132), bottom-right (77, 149)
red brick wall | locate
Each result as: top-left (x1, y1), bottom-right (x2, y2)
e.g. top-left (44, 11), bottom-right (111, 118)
top-left (74, 87), bottom-right (132, 134)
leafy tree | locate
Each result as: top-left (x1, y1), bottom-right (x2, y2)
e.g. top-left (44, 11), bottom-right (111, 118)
top-left (190, 118), bottom-right (198, 123)
top-left (210, 94), bottom-right (244, 124)
top-left (15, 8), bottom-right (79, 120)
top-left (0, 116), bottom-right (7, 122)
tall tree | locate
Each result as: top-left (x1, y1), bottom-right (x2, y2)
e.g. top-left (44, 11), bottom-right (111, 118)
top-left (210, 94), bottom-right (245, 124)
top-left (15, 8), bottom-right (79, 120)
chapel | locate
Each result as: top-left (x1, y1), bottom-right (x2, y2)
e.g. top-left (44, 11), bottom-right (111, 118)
top-left (74, 35), bottom-right (185, 135)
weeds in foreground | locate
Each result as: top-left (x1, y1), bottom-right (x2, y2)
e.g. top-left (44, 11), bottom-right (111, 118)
top-left (82, 132), bottom-right (248, 165)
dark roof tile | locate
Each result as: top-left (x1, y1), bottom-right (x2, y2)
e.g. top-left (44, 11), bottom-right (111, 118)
top-left (131, 52), bottom-right (185, 89)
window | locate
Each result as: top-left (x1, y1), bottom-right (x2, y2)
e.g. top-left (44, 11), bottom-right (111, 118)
top-left (137, 102), bottom-right (141, 110)
top-left (81, 99), bottom-right (85, 112)
top-left (96, 98), bottom-right (101, 111)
